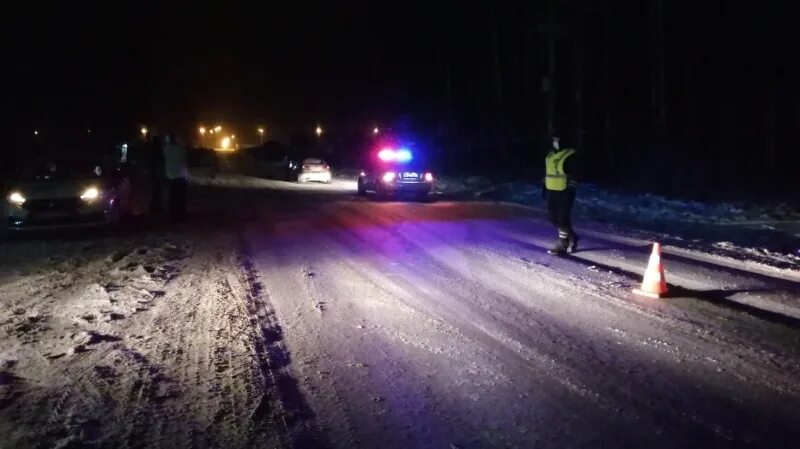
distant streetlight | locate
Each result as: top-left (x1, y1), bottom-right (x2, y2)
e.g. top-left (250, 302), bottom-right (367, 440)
top-left (231, 134), bottom-right (236, 139)
top-left (199, 126), bottom-right (206, 146)
top-left (214, 125), bottom-right (222, 132)
top-left (87, 129), bottom-right (91, 135)
top-left (373, 127), bottom-right (379, 136)
top-left (257, 127), bottom-right (264, 144)
top-left (221, 136), bottom-right (231, 150)
top-left (315, 125), bottom-right (323, 137)
top-left (33, 130), bottom-right (39, 136)
top-left (209, 129), bottom-right (215, 135)
top-left (140, 127), bottom-right (148, 138)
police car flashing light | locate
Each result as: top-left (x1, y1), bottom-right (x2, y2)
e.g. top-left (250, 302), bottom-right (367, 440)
top-left (377, 148), bottom-right (413, 163)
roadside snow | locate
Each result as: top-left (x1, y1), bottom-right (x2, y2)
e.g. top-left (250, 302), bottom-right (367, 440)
top-left (470, 180), bottom-right (800, 274)
top-left (0, 226), bottom-right (293, 448)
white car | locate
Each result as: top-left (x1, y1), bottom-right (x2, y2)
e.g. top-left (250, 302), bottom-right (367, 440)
top-left (296, 158), bottom-right (332, 184)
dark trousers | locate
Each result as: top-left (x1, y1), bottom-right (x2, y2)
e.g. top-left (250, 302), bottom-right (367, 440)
top-left (547, 188), bottom-right (576, 240)
top-left (150, 177), bottom-right (163, 213)
top-left (168, 178), bottom-right (188, 220)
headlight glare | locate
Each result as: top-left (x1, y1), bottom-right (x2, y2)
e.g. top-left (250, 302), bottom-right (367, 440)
top-left (80, 187), bottom-right (100, 201)
top-left (8, 192), bottom-right (26, 206)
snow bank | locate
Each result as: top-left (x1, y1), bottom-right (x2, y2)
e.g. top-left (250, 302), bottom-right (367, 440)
top-left (482, 181), bottom-right (800, 224)
top-left (477, 181), bottom-right (800, 273)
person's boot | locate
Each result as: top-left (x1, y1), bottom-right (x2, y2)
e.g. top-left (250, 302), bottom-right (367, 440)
top-left (568, 234), bottom-right (580, 253)
top-left (548, 238), bottom-right (569, 255)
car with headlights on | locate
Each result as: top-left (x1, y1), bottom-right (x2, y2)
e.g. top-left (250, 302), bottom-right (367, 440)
top-left (4, 157), bottom-right (132, 230)
top-left (357, 147), bottom-right (434, 200)
top-left (296, 158), bottom-right (332, 183)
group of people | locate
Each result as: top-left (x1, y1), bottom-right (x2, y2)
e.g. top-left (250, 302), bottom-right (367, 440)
top-left (136, 131), bottom-right (573, 244)
top-left (145, 134), bottom-right (188, 221)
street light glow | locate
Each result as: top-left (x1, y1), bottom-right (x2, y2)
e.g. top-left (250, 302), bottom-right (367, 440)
top-left (258, 127), bottom-right (264, 134)
top-left (221, 136), bottom-right (231, 149)
top-left (140, 127), bottom-right (148, 137)
top-left (214, 126), bottom-right (222, 132)
top-left (373, 127), bottom-right (379, 135)
top-left (199, 126), bottom-right (206, 135)
top-left (33, 130), bottom-right (38, 136)
top-left (315, 125), bottom-right (323, 137)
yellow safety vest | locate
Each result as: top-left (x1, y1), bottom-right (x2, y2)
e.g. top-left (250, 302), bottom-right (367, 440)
top-left (544, 148), bottom-right (575, 191)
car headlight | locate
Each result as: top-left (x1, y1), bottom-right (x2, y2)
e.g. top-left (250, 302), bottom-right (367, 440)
top-left (8, 191), bottom-right (26, 206)
top-left (80, 187), bottom-right (100, 202)
top-left (382, 172), bottom-right (396, 183)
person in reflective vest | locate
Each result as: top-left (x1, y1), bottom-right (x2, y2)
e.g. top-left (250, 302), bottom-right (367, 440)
top-left (544, 136), bottom-right (579, 254)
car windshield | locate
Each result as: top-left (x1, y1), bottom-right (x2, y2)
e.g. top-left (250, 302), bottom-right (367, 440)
top-left (20, 159), bottom-right (106, 182)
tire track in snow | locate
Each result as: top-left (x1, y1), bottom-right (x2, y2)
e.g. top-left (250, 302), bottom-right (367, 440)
top-left (233, 238), bottom-right (330, 449)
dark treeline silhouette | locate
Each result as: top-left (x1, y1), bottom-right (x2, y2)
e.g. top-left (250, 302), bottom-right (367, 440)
top-left (429, 0), bottom-right (795, 199)
top-left (2, 1), bottom-right (795, 201)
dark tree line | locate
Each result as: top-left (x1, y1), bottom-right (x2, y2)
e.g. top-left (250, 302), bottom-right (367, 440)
top-left (433, 0), bottom-right (795, 198)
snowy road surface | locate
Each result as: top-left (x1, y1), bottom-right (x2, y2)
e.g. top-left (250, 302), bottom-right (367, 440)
top-left (1, 168), bottom-right (800, 448)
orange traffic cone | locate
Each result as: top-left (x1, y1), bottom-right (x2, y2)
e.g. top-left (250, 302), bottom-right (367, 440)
top-left (633, 243), bottom-right (668, 298)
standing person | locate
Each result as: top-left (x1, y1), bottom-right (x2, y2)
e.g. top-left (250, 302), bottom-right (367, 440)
top-left (147, 135), bottom-right (165, 213)
top-left (543, 135), bottom-right (579, 255)
top-left (162, 134), bottom-right (188, 221)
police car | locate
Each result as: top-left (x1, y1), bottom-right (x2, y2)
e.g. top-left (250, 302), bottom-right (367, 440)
top-left (356, 147), bottom-right (434, 200)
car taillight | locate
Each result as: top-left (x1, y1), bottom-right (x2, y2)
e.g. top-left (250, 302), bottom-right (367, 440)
top-left (324, 165), bottom-right (330, 170)
top-left (382, 172), bottom-right (396, 183)
top-left (424, 172), bottom-right (434, 182)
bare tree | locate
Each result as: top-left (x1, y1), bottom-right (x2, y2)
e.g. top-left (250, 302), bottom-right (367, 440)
top-left (762, 9), bottom-right (777, 189)
top-left (602, 0), bottom-right (614, 167)
top-left (683, 4), bottom-right (695, 155)
top-left (650, 0), bottom-right (667, 139)
top-left (573, 16), bottom-right (584, 152)
top-left (721, 1), bottom-right (735, 187)
top-left (489, 3), bottom-right (507, 156)
top-left (545, 0), bottom-right (557, 137)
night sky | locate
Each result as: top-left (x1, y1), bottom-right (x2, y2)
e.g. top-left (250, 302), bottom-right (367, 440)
top-left (2, 1), bottom-right (797, 196)
top-left (1, 2), bottom-right (444, 140)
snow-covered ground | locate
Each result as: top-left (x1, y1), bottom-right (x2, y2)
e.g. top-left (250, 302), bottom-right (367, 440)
top-left (1, 166), bottom-right (799, 448)
top-left (433, 177), bottom-right (800, 274)
top-left (0, 227), bottom-right (306, 448)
